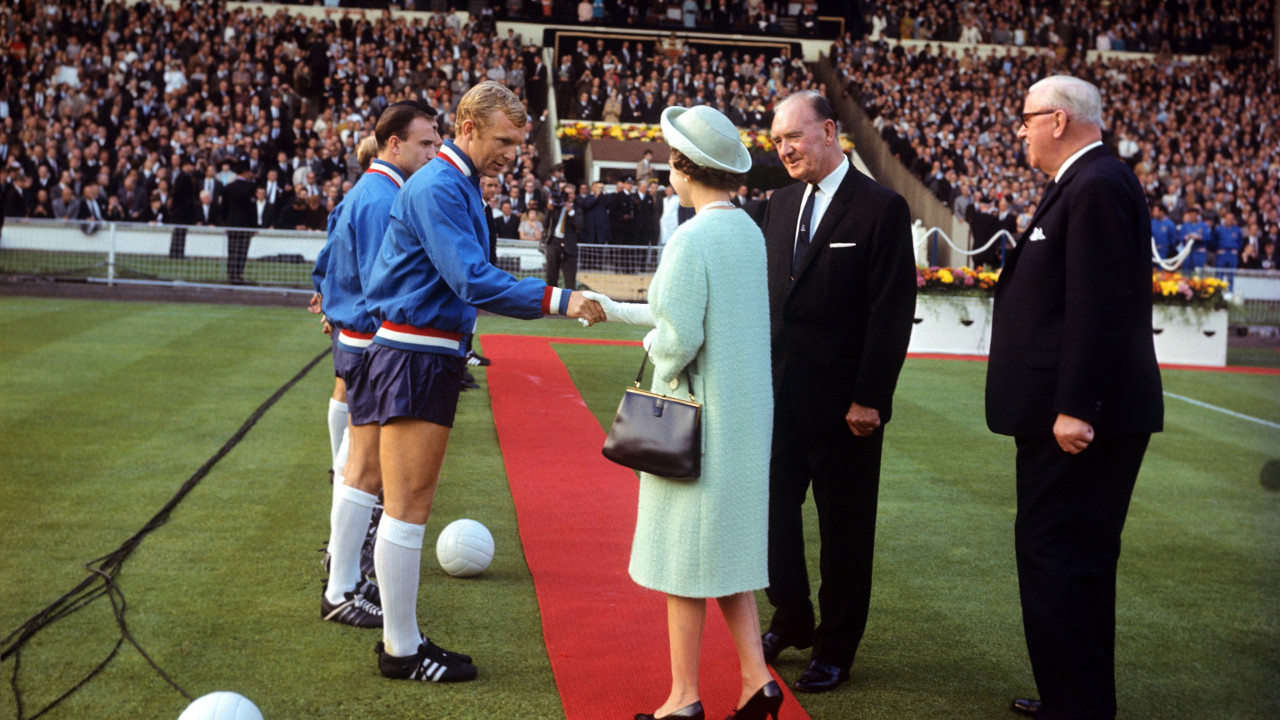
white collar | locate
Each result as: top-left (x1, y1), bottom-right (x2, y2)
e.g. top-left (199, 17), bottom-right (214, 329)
top-left (810, 156), bottom-right (850, 199)
top-left (1055, 140), bottom-right (1103, 183)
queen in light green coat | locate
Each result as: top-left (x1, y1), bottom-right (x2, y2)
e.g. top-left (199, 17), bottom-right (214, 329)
top-left (582, 104), bottom-right (781, 720)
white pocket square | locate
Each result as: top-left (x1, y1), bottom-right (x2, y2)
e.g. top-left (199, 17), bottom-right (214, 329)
top-left (829, 242), bottom-right (858, 248)
top-left (1029, 227), bottom-right (1046, 242)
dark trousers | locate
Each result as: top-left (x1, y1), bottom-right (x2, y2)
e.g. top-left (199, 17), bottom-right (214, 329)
top-left (1014, 434), bottom-right (1150, 720)
top-left (226, 230), bottom-right (254, 282)
top-left (545, 243), bottom-right (577, 290)
top-left (766, 392), bottom-right (883, 670)
top-left (169, 226), bottom-right (187, 259)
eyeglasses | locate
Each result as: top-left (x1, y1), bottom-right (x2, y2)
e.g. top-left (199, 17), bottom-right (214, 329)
top-left (1020, 109), bottom-right (1057, 128)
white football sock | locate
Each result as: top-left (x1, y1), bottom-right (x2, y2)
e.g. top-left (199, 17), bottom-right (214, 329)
top-left (376, 516), bottom-right (426, 657)
top-left (325, 485), bottom-right (378, 605)
top-left (331, 429), bottom-right (350, 508)
top-left (333, 427), bottom-right (349, 477)
top-left (327, 398), bottom-right (348, 462)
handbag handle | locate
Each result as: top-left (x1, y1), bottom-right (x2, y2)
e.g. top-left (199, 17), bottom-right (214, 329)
top-left (633, 349), bottom-right (695, 402)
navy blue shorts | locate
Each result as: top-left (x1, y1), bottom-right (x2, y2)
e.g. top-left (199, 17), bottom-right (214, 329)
top-left (357, 343), bottom-right (464, 427)
top-left (331, 331), bottom-right (364, 383)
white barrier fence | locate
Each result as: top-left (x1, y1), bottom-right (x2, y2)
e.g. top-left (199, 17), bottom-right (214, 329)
top-left (0, 218), bottom-right (665, 301)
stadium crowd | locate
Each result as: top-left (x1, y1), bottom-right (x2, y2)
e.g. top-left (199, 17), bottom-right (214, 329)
top-left (833, 26), bottom-right (1280, 271)
top-left (861, 0), bottom-right (1275, 56)
top-left (557, 36), bottom-right (822, 130)
top-left (0, 0), bottom-right (549, 232)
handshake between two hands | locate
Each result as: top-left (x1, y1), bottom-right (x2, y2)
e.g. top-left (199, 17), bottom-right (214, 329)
top-left (571, 290), bottom-right (620, 327)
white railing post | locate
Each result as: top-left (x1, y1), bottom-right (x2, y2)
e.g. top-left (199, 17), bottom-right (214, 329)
top-left (107, 222), bottom-right (117, 286)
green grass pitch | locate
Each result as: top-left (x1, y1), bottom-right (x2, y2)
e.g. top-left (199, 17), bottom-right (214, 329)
top-left (0, 298), bottom-right (1276, 720)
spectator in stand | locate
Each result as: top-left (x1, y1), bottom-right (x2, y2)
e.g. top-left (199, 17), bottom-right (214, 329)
top-left (196, 190), bottom-right (219, 226)
top-left (1259, 239), bottom-right (1278, 272)
top-left (52, 187), bottom-right (80, 221)
top-left (519, 203), bottom-right (546, 247)
top-left (495, 200), bottom-right (522, 239)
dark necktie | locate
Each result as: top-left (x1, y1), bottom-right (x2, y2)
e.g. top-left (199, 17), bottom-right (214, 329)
top-left (791, 184), bottom-right (817, 279)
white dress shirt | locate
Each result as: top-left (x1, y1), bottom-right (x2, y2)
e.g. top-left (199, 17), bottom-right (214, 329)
top-left (793, 157), bottom-right (851, 255)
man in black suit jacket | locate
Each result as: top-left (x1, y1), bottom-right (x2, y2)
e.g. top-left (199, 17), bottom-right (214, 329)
top-left (987, 76), bottom-right (1162, 720)
top-left (494, 200), bottom-right (522, 239)
top-left (168, 158), bottom-right (199, 259)
top-left (760, 91), bottom-right (916, 693)
top-left (220, 162), bottom-right (257, 283)
top-left (543, 183), bottom-right (584, 289)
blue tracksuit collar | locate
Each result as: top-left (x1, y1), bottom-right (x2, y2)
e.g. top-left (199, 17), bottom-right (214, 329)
top-left (367, 158), bottom-right (406, 187)
top-left (438, 140), bottom-right (480, 188)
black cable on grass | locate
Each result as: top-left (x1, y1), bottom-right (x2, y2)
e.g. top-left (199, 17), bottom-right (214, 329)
top-left (1, 347), bottom-right (332, 720)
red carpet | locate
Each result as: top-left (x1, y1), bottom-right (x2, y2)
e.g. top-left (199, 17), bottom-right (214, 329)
top-left (484, 335), bottom-right (808, 720)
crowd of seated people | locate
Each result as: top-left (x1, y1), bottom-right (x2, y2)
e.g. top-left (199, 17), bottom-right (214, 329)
top-left (501, 0), bottom-right (825, 37)
top-left (861, 0), bottom-right (1275, 56)
top-left (832, 30), bottom-right (1280, 272)
top-left (0, 0), bottom-right (548, 231)
top-left (557, 36), bottom-right (824, 129)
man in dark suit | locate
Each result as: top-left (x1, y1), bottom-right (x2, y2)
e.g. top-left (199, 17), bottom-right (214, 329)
top-left (220, 162), bottom-right (257, 284)
top-left (760, 91), bottom-right (916, 693)
top-left (168, 158), bottom-right (199, 259)
top-left (987, 76), bottom-right (1163, 720)
top-left (495, 200), bottom-right (522, 240)
top-left (543, 183), bottom-right (583, 289)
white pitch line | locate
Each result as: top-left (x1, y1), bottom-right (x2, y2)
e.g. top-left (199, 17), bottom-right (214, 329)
top-left (1163, 392), bottom-right (1280, 431)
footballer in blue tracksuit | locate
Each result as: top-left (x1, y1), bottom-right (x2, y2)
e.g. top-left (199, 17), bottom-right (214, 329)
top-left (1178, 209), bottom-right (1211, 271)
top-left (360, 82), bottom-right (604, 684)
top-left (1150, 204), bottom-right (1177, 266)
top-left (310, 101), bottom-right (443, 631)
top-left (1212, 213), bottom-right (1242, 272)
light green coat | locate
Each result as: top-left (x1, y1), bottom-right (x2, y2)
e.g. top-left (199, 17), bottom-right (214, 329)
top-left (628, 207), bottom-right (773, 598)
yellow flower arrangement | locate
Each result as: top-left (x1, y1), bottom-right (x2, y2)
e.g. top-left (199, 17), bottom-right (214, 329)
top-left (917, 266), bottom-right (1000, 295)
top-left (917, 267), bottom-right (1228, 310)
top-left (1151, 272), bottom-right (1229, 309)
top-left (556, 120), bottom-right (852, 160)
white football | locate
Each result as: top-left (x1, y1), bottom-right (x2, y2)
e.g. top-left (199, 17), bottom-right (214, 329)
top-left (177, 692), bottom-right (263, 720)
top-left (436, 519), bottom-right (495, 577)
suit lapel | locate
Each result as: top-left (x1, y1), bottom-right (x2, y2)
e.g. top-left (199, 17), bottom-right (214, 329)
top-left (769, 185), bottom-right (805, 282)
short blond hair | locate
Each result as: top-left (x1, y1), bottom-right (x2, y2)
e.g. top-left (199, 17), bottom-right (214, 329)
top-left (355, 135), bottom-right (378, 171)
top-left (457, 80), bottom-right (527, 133)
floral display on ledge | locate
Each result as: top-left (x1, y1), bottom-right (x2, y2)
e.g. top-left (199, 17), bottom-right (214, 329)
top-left (915, 267), bottom-right (1230, 311)
top-left (555, 120), bottom-right (855, 156)
top-left (916, 266), bottom-right (1000, 296)
top-left (1152, 272), bottom-right (1230, 310)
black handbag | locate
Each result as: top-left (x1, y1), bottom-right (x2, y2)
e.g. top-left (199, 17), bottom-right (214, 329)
top-left (601, 350), bottom-right (702, 479)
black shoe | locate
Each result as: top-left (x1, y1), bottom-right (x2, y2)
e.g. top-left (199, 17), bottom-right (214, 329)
top-left (466, 350), bottom-right (491, 367)
top-left (419, 634), bottom-right (473, 665)
top-left (792, 660), bottom-right (848, 693)
top-left (377, 638), bottom-right (478, 682)
top-left (321, 588), bottom-right (383, 628)
top-left (1010, 698), bottom-right (1041, 717)
top-left (460, 370), bottom-right (480, 390)
top-left (761, 630), bottom-right (812, 663)
top-left (728, 680), bottom-right (782, 720)
top-left (634, 700), bottom-right (704, 720)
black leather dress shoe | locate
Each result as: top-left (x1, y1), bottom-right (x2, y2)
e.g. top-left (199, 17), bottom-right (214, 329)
top-left (791, 660), bottom-right (848, 693)
top-left (1010, 698), bottom-right (1041, 717)
top-left (761, 631), bottom-right (812, 664)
